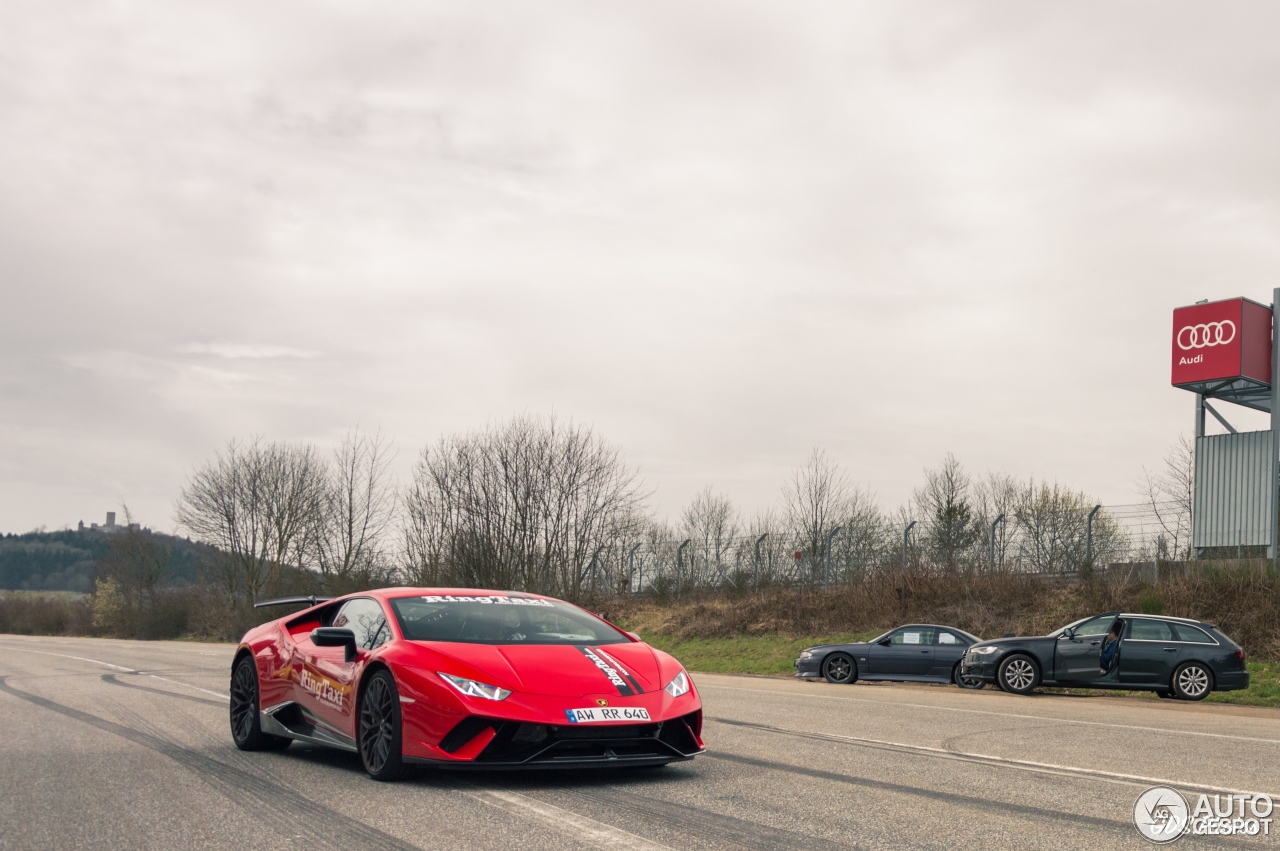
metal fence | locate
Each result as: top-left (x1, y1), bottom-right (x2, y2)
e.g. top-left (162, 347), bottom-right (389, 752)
top-left (577, 499), bottom-right (1266, 595)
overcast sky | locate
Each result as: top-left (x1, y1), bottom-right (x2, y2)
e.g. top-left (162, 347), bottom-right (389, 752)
top-left (3, 2), bottom-right (1279, 534)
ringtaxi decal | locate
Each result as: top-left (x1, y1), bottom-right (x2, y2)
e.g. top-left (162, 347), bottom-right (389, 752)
top-left (1134, 786), bottom-right (1273, 843)
top-left (299, 668), bottom-right (347, 711)
top-left (419, 594), bottom-right (553, 607)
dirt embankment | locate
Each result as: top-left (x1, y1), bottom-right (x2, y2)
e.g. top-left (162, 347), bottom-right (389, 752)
top-left (607, 566), bottom-right (1280, 660)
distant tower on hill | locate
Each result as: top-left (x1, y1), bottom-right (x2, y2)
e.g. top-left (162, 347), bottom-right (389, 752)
top-left (105, 511), bottom-right (116, 528)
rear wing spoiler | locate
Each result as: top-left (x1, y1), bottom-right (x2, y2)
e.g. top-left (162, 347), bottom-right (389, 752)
top-left (253, 595), bottom-right (333, 609)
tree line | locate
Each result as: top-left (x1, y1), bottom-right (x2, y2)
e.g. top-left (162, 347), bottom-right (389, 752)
top-left (165, 414), bottom-right (1168, 608)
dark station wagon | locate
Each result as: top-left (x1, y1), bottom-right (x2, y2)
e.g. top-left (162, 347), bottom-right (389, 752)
top-left (959, 612), bottom-right (1249, 700)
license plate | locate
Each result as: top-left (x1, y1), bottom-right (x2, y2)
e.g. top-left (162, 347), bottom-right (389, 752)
top-left (564, 706), bottom-right (651, 724)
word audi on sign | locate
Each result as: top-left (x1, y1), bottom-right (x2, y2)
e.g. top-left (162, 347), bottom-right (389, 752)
top-left (1171, 297), bottom-right (1272, 388)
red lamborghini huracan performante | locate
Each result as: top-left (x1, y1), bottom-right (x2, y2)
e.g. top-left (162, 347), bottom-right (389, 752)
top-left (229, 588), bottom-right (705, 780)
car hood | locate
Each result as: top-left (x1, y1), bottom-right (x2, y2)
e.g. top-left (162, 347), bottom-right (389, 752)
top-left (417, 641), bottom-right (664, 699)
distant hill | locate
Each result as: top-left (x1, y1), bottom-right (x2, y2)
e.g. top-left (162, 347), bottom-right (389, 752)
top-left (0, 528), bottom-right (221, 592)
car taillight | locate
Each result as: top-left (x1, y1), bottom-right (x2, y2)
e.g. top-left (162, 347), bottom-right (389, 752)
top-left (1235, 648), bottom-right (1245, 663)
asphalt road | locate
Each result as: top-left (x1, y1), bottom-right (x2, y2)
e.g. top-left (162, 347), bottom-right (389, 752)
top-left (1, 635), bottom-right (1276, 850)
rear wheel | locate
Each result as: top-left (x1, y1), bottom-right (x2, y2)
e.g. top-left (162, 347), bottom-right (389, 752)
top-left (953, 663), bottom-right (985, 690)
top-left (358, 670), bottom-right (406, 781)
top-left (822, 653), bottom-right (856, 684)
top-left (997, 654), bottom-right (1039, 695)
top-left (1171, 663), bottom-right (1212, 701)
top-left (229, 656), bottom-right (291, 751)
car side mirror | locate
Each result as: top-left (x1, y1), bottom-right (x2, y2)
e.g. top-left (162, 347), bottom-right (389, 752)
top-left (877, 638), bottom-right (892, 647)
top-left (1061, 628), bottom-right (1075, 639)
top-left (625, 631), bottom-right (641, 641)
top-left (312, 627), bottom-right (358, 662)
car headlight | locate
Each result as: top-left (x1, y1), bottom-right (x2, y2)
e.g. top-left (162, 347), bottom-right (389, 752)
top-left (438, 672), bottom-right (512, 701)
top-left (798, 650), bottom-right (814, 659)
top-left (970, 646), bottom-right (999, 656)
top-left (664, 670), bottom-right (690, 698)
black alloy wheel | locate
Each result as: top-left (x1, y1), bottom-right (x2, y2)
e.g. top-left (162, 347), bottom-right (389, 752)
top-left (953, 663), bottom-right (985, 690)
top-left (822, 653), bottom-right (857, 684)
top-left (359, 670), bottom-right (406, 780)
top-left (229, 656), bottom-right (291, 751)
top-left (997, 654), bottom-right (1039, 695)
top-left (1171, 663), bottom-right (1213, 701)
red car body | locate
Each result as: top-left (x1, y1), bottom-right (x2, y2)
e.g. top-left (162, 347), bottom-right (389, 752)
top-left (231, 588), bottom-right (704, 774)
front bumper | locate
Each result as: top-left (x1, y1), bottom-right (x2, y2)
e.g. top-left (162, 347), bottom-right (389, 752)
top-left (405, 709), bottom-right (705, 769)
top-left (794, 655), bottom-right (822, 678)
top-left (960, 657), bottom-right (997, 683)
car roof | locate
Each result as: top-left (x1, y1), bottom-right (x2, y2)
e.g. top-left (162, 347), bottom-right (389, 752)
top-left (1116, 613), bottom-right (1211, 626)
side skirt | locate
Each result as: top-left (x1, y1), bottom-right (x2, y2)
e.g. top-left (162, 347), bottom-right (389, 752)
top-left (261, 701), bottom-right (357, 753)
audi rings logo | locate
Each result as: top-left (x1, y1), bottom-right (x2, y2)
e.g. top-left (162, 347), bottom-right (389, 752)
top-left (1177, 321), bottom-right (1235, 350)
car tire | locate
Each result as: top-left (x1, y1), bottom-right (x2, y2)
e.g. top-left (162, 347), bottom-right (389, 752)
top-left (953, 663), bottom-right (985, 690)
top-left (229, 655), bottom-right (291, 752)
top-left (997, 654), bottom-right (1039, 695)
top-left (1171, 663), bottom-right (1213, 701)
top-left (822, 653), bottom-right (857, 685)
top-left (358, 669), bottom-right (406, 781)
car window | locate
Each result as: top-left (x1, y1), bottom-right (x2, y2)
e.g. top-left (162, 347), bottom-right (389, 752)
top-left (389, 594), bottom-right (629, 645)
top-left (892, 628), bottom-right (935, 646)
top-left (1171, 624), bottom-right (1217, 644)
top-left (331, 598), bottom-right (389, 651)
top-left (1127, 619), bottom-right (1175, 641)
top-left (1071, 615), bottom-right (1116, 637)
top-left (936, 631), bottom-right (963, 646)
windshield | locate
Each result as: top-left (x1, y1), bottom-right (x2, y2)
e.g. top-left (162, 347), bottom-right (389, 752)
top-left (389, 594), bottom-right (630, 645)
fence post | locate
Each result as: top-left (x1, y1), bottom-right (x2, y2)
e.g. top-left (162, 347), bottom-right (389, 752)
top-left (824, 526), bottom-right (842, 591)
top-left (627, 542), bottom-right (642, 594)
top-left (676, 539), bottom-right (690, 597)
top-left (989, 514), bottom-right (1004, 571)
top-left (1086, 505), bottom-right (1101, 567)
top-left (754, 533), bottom-right (768, 593)
top-left (903, 521), bottom-right (917, 569)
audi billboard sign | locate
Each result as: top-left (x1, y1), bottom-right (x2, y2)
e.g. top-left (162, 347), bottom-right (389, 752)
top-left (1171, 297), bottom-right (1272, 388)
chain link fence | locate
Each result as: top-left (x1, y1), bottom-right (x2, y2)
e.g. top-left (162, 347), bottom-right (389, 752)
top-left (574, 499), bottom-right (1267, 596)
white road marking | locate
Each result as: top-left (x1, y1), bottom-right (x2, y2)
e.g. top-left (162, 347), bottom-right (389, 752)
top-left (0, 645), bottom-right (231, 702)
top-left (715, 718), bottom-right (1280, 800)
top-left (700, 682), bottom-right (1280, 745)
top-left (468, 789), bottom-right (672, 850)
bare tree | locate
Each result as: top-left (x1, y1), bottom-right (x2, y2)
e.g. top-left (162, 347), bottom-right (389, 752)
top-left (176, 437), bottom-right (328, 603)
top-left (680, 488), bottom-right (740, 588)
top-left (398, 415), bottom-right (645, 601)
top-left (831, 488), bottom-right (888, 579)
top-left (1138, 435), bottom-right (1194, 561)
top-left (975, 472), bottom-right (1019, 572)
top-left (915, 454), bottom-right (980, 572)
top-left (315, 428), bottom-right (397, 593)
top-left (782, 449), bottom-right (850, 585)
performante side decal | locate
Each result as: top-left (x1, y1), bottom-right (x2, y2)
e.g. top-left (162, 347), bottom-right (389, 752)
top-left (299, 668), bottom-right (349, 711)
top-left (592, 647), bottom-right (645, 694)
top-left (575, 646), bottom-right (636, 696)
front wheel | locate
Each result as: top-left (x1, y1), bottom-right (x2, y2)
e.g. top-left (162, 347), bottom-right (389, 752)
top-left (822, 653), bottom-right (857, 684)
top-left (953, 663), bottom-right (985, 690)
top-left (997, 654), bottom-right (1039, 695)
top-left (358, 669), bottom-right (406, 781)
top-left (1171, 663), bottom-right (1213, 701)
top-left (229, 656), bottom-right (291, 751)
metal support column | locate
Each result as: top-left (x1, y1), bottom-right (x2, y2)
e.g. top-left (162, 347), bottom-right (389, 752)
top-left (627, 543), bottom-right (642, 594)
top-left (676, 539), bottom-right (690, 596)
top-left (903, 521), bottom-right (917, 569)
top-left (1272, 288), bottom-right (1280, 559)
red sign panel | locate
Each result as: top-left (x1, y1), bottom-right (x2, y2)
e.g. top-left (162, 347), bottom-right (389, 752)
top-left (1171, 298), bottom-right (1272, 387)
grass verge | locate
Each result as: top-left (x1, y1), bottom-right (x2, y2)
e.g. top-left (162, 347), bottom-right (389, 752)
top-left (639, 631), bottom-right (1280, 709)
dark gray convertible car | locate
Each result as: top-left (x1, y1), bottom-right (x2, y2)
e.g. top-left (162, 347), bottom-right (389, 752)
top-left (795, 624), bottom-right (985, 688)
top-left (959, 612), bottom-right (1249, 700)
